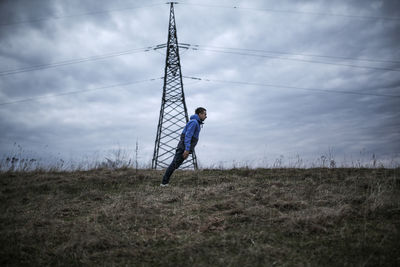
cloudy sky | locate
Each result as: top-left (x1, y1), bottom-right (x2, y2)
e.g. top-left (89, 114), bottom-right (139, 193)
top-left (1, 0), bottom-right (399, 169)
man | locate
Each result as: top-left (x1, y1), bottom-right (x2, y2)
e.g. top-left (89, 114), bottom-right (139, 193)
top-left (160, 107), bottom-right (207, 186)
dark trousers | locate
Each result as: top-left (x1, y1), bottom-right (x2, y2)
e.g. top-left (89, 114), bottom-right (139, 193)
top-left (161, 147), bottom-right (186, 185)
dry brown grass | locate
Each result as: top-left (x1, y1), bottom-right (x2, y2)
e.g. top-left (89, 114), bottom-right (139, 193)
top-left (1, 168), bottom-right (399, 266)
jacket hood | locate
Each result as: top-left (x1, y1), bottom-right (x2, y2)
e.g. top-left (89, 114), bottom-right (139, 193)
top-left (190, 114), bottom-right (203, 124)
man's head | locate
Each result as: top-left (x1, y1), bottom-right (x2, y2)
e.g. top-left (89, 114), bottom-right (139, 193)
top-left (195, 107), bottom-right (207, 122)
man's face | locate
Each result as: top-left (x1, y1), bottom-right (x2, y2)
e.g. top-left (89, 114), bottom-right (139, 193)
top-left (199, 111), bottom-right (207, 121)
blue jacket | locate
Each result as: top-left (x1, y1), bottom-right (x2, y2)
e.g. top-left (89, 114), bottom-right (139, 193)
top-left (181, 114), bottom-right (202, 152)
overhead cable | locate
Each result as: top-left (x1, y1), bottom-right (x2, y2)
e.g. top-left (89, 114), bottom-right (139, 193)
top-left (183, 76), bottom-right (400, 98)
top-left (179, 3), bottom-right (400, 21)
top-left (0, 77), bottom-right (162, 106)
top-left (184, 44), bottom-right (400, 65)
top-left (0, 3), bottom-right (164, 27)
top-left (2, 42), bottom-right (398, 77)
top-left (184, 45), bottom-right (400, 73)
top-left (0, 46), bottom-right (157, 76)
top-left (2, 2), bottom-right (398, 28)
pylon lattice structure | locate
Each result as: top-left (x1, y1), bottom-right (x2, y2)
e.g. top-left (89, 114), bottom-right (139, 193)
top-left (152, 2), bottom-right (198, 170)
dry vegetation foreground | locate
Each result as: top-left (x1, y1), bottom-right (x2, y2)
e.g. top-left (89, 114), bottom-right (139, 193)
top-left (1, 168), bottom-right (399, 266)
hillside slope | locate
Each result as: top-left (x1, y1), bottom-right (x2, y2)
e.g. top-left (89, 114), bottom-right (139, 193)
top-left (1, 168), bottom-right (399, 266)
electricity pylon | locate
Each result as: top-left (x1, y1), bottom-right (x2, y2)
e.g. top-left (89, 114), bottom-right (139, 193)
top-left (152, 2), bottom-right (198, 170)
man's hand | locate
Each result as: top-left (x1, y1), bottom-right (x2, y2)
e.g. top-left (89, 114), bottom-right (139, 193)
top-left (183, 150), bottom-right (190, 159)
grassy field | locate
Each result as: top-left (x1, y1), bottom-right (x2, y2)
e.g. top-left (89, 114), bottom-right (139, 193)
top-left (1, 168), bottom-right (399, 266)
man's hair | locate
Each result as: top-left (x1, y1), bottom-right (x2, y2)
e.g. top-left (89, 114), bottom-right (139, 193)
top-left (195, 107), bottom-right (206, 115)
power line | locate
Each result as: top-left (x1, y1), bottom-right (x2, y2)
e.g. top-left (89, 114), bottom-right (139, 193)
top-left (185, 46), bottom-right (400, 73)
top-left (0, 46), bottom-right (157, 76)
top-left (3, 42), bottom-right (398, 77)
top-left (0, 3), bottom-right (164, 27)
top-left (0, 77), bottom-right (162, 106)
top-left (183, 76), bottom-right (400, 98)
top-left (179, 3), bottom-right (400, 21)
top-left (2, 2), bottom-right (397, 29)
top-left (185, 44), bottom-right (400, 65)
